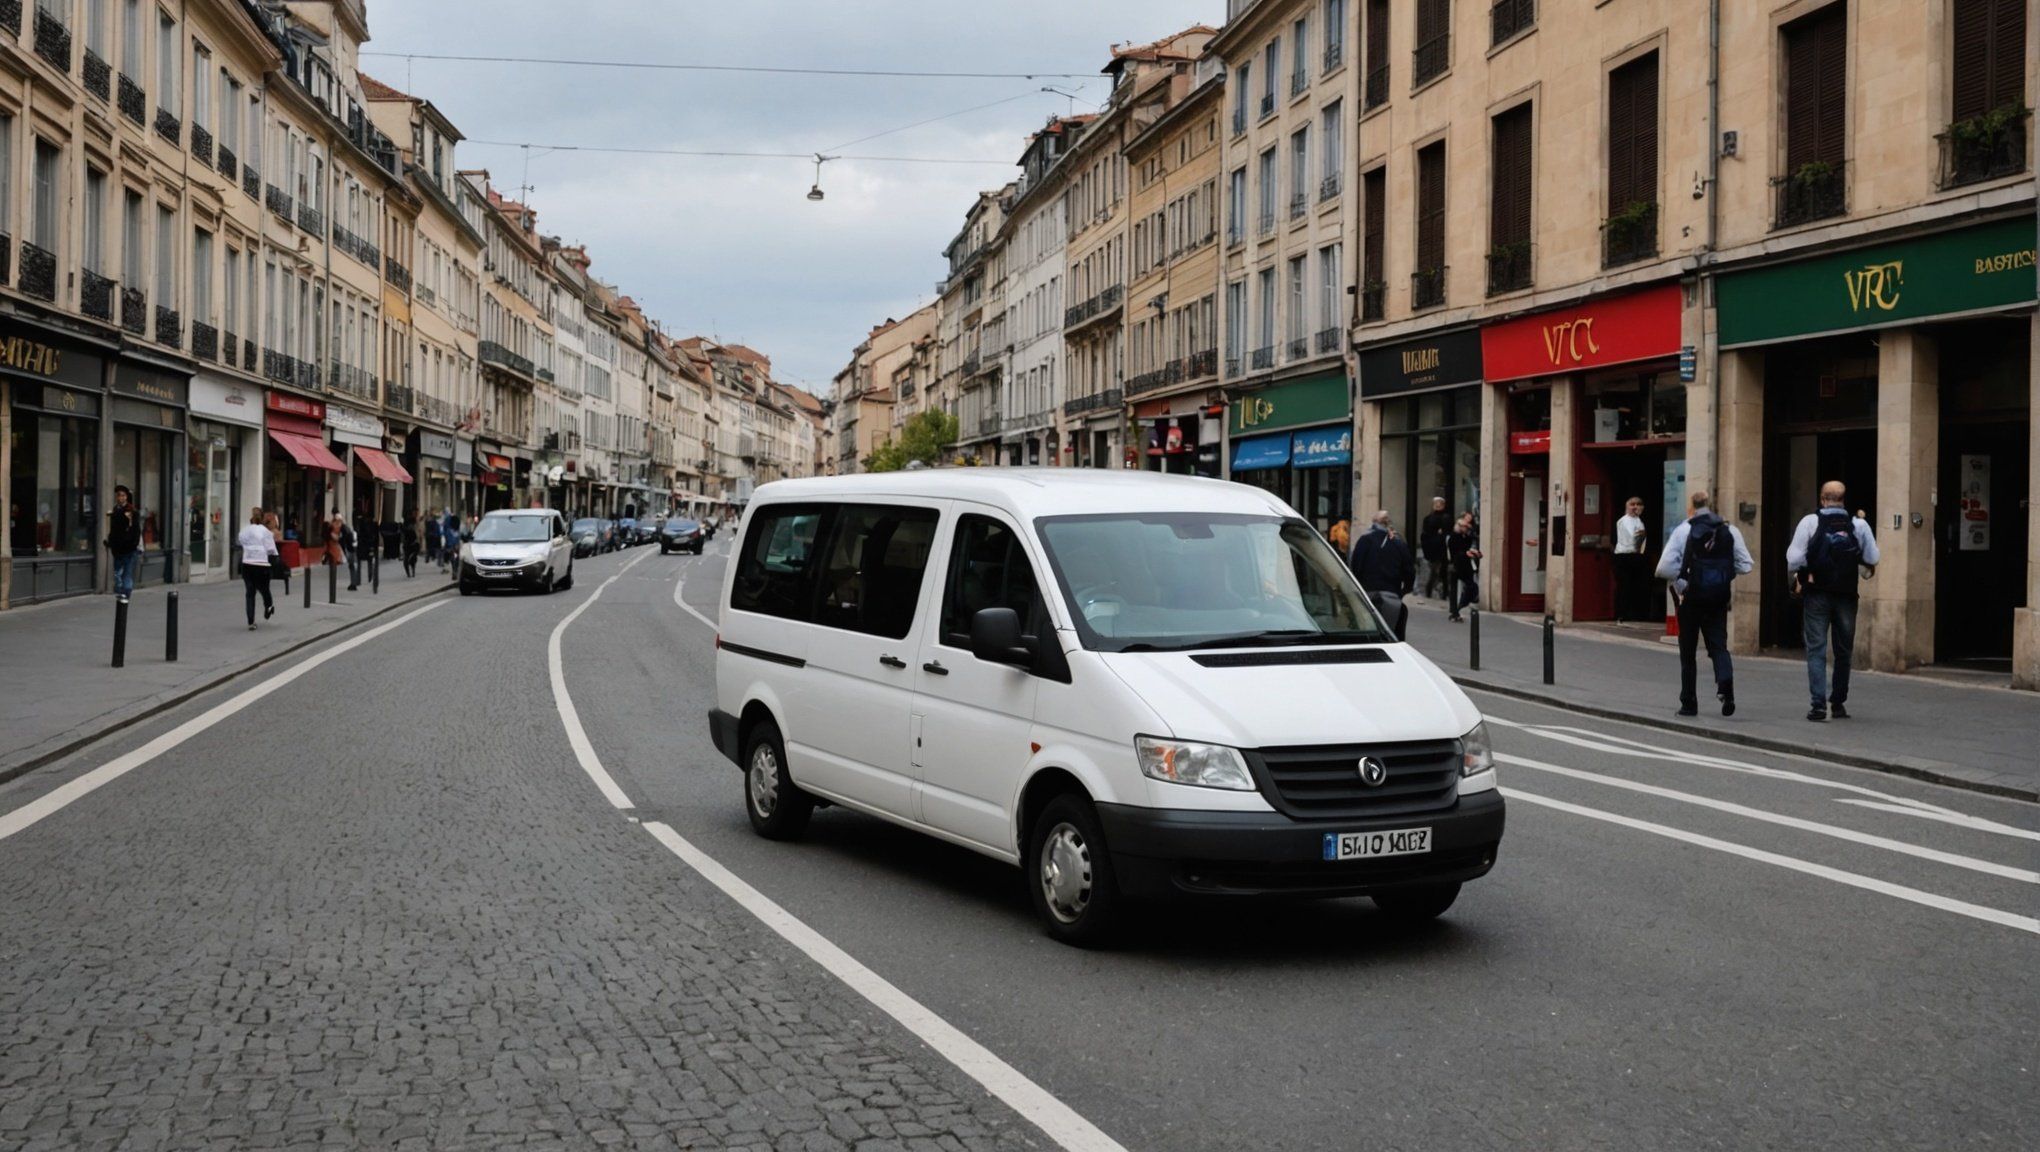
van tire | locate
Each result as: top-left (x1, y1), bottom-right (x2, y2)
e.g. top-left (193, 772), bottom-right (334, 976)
top-left (1027, 794), bottom-right (1124, 947)
top-left (743, 721), bottom-right (812, 840)
top-left (1371, 882), bottom-right (1460, 922)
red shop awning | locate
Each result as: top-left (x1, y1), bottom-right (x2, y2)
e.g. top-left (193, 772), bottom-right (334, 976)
top-left (268, 430), bottom-right (348, 472)
top-left (482, 452), bottom-right (513, 472)
top-left (354, 446), bottom-right (414, 484)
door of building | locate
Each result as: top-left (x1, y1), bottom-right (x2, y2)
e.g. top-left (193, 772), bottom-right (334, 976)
top-left (1507, 468), bottom-right (1547, 611)
top-left (1762, 429), bottom-right (1877, 649)
top-left (1936, 420), bottom-right (2029, 666)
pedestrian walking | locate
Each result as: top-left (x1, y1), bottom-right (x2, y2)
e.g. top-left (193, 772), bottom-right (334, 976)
top-left (1446, 514), bottom-right (1482, 622)
top-left (440, 508), bottom-right (461, 570)
top-left (424, 515), bottom-right (443, 567)
top-left (1419, 497), bottom-right (1451, 600)
top-left (238, 507), bottom-right (277, 629)
top-left (1613, 496), bottom-right (1650, 622)
top-left (1786, 480), bottom-right (1881, 722)
top-left (329, 511), bottom-right (358, 590)
top-left (264, 511), bottom-right (290, 596)
top-left (401, 514), bottom-right (421, 578)
top-left (104, 484), bottom-right (141, 603)
top-left (1348, 511), bottom-right (1416, 638)
top-left (1656, 490), bottom-right (1753, 717)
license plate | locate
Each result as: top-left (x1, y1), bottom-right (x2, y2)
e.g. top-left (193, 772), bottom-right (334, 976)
top-left (1323, 827), bottom-right (1431, 861)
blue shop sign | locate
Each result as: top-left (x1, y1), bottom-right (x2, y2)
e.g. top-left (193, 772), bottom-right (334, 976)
top-left (1290, 427), bottom-right (1352, 468)
top-left (1229, 431), bottom-right (1291, 471)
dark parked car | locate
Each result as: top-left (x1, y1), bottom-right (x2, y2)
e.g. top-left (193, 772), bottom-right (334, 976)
top-left (633, 518), bottom-right (661, 546)
top-left (660, 518), bottom-right (705, 554)
top-left (569, 518), bottom-right (614, 557)
top-left (615, 517), bottom-right (639, 547)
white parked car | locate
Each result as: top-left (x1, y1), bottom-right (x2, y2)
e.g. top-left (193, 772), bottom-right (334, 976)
top-left (707, 470), bottom-right (1502, 944)
top-left (458, 509), bottom-right (575, 595)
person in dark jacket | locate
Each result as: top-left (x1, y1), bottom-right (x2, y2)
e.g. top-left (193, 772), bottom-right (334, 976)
top-left (1418, 497), bottom-right (1452, 599)
top-left (1348, 511), bottom-right (1415, 638)
top-left (401, 513), bottom-right (422, 578)
top-left (1446, 514), bottom-right (1482, 622)
top-left (105, 485), bottom-right (142, 602)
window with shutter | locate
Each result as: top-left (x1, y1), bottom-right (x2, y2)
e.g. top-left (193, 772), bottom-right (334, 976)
top-left (1944, 0), bottom-right (2029, 187)
top-left (1489, 103), bottom-right (1533, 294)
top-left (1413, 0), bottom-right (1451, 87)
top-left (1361, 167), bottom-right (1385, 320)
top-left (1778, 4), bottom-right (1848, 226)
top-left (1364, 0), bottom-right (1389, 109)
top-left (1604, 52), bottom-right (1659, 265)
top-left (1413, 142), bottom-right (1446, 309)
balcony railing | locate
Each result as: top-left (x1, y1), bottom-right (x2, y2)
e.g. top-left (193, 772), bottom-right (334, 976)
top-left (32, 8), bottom-right (71, 72)
top-left (117, 73), bottom-right (145, 124)
top-left (19, 242), bottom-right (56, 302)
top-left (1125, 362), bottom-right (1181, 398)
top-left (1772, 162), bottom-right (1847, 230)
top-left (1324, 41), bottom-right (1344, 73)
top-left (1291, 70), bottom-right (1309, 98)
top-left (1285, 336), bottom-right (1309, 362)
top-left (1259, 92), bottom-right (1276, 118)
top-left (191, 321), bottom-right (218, 361)
top-left (961, 350), bottom-right (981, 376)
top-left (266, 185), bottom-right (293, 223)
top-left (1250, 345), bottom-right (1275, 371)
top-left (1224, 353), bottom-right (1242, 377)
top-left (81, 270), bottom-right (115, 321)
top-left (121, 287), bottom-right (147, 335)
top-left (329, 361), bottom-right (377, 400)
top-left (333, 223), bottom-right (378, 268)
top-left (1487, 240), bottom-right (1534, 294)
top-left (1258, 209), bottom-right (1276, 237)
top-left (479, 339), bottom-right (537, 379)
top-left (1413, 35), bottom-right (1450, 86)
top-left (190, 124), bottom-right (213, 166)
top-left (242, 338), bottom-right (256, 370)
top-left (216, 145), bottom-right (237, 182)
top-left (155, 305), bottom-right (181, 349)
top-left (154, 107), bottom-right (180, 146)
top-left (1060, 390), bottom-right (1123, 418)
top-left (1062, 284), bottom-right (1124, 331)
top-left (384, 255), bottom-right (411, 292)
top-left (297, 203), bottom-right (324, 237)
top-left (222, 331), bottom-right (238, 368)
top-left (418, 394), bottom-right (456, 426)
top-left (1226, 222), bottom-right (1245, 247)
top-left (1364, 64), bottom-right (1388, 110)
top-left (82, 49), bottom-right (110, 100)
top-left (241, 165), bottom-right (260, 200)
top-left (1232, 106), bottom-right (1247, 136)
top-left (1601, 200), bottom-right (1657, 266)
top-left (1320, 173), bottom-right (1342, 202)
top-left (1491, 0), bottom-right (1536, 46)
top-left (1937, 109), bottom-right (2030, 190)
top-left (1411, 266), bottom-right (1448, 310)
top-left (0, 0), bottom-right (17, 37)
top-left (1289, 192), bottom-right (1308, 220)
top-left (1315, 327), bottom-right (1343, 355)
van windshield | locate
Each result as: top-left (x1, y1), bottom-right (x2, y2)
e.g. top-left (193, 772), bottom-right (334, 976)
top-left (473, 515), bottom-right (553, 543)
top-left (1035, 513), bottom-right (1394, 652)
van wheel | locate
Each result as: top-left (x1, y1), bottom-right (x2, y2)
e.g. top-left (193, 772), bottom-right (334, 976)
top-left (1027, 794), bottom-right (1123, 946)
top-left (1371, 882), bottom-right (1460, 922)
top-left (743, 721), bottom-right (812, 840)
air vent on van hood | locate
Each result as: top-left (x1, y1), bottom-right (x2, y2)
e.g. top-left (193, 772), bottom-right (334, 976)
top-left (1188, 647), bottom-right (1394, 668)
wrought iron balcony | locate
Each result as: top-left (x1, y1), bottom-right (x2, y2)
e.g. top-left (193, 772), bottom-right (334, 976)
top-left (1285, 337), bottom-right (1309, 362)
top-left (82, 49), bottom-right (110, 100)
top-left (0, 0), bottom-right (17, 38)
top-left (333, 224), bottom-right (378, 268)
top-left (1413, 34), bottom-right (1450, 86)
top-left (384, 255), bottom-right (411, 292)
top-left (1491, 0), bottom-right (1536, 46)
top-left (1937, 109), bottom-right (2029, 190)
top-left (1226, 221), bottom-right (1245, 247)
top-left (191, 321), bottom-right (218, 361)
top-left (121, 287), bottom-right (147, 335)
top-left (1599, 201), bottom-right (1658, 267)
top-left (19, 242), bottom-right (56, 302)
top-left (154, 107), bottom-right (180, 146)
top-left (1289, 192), bottom-right (1308, 221)
top-left (241, 165), bottom-right (260, 200)
top-left (1365, 64), bottom-right (1388, 110)
top-left (1224, 353), bottom-right (1242, 377)
top-left (1411, 266), bottom-right (1448, 310)
top-left (190, 124), bottom-right (212, 166)
top-left (117, 73), bottom-right (145, 124)
top-left (1772, 163), bottom-right (1846, 230)
top-left (1359, 280), bottom-right (1386, 321)
top-left (81, 270), bottom-right (115, 321)
top-left (32, 7), bottom-right (71, 73)
top-left (266, 185), bottom-right (292, 222)
top-left (217, 145), bottom-right (237, 181)
top-left (155, 305), bottom-right (181, 349)
top-left (242, 338), bottom-right (256, 370)
top-left (223, 331), bottom-right (238, 368)
top-left (1250, 345), bottom-right (1275, 371)
top-left (1320, 173), bottom-right (1342, 202)
top-left (1324, 41), bottom-right (1344, 73)
top-left (1188, 348), bottom-right (1218, 379)
top-left (1258, 209), bottom-right (1276, 237)
top-left (1291, 70), bottom-right (1309, 98)
top-left (1316, 327), bottom-right (1343, 355)
top-left (1260, 92), bottom-right (1275, 118)
top-left (1232, 106), bottom-right (1247, 136)
top-left (479, 339), bottom-right (537, 380)
top-left (297, 203), bottom-right (324, 237)
top-left (329, 361), bottom-right (376, 400)
top-left (1487, 240), bottom-right (1534, 294)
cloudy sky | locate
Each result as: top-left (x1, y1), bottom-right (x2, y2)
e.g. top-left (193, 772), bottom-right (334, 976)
top-left (367, 1), bottom-right (1222, 394)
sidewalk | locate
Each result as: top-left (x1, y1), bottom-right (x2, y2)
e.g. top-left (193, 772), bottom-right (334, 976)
top-left (1, 561), bottom-right (453, 785)
top-left (1400, 598), bottom-right (2040, 801)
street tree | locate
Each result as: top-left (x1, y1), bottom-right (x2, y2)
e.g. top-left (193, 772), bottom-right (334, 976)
top-left (864, 410), bottom-right (958, 472)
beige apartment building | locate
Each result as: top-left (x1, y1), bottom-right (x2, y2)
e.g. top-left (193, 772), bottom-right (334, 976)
top-left (464, 173), bottom-right (547, 510)
top-left (1212, 0), bottom-right (1356, 532)
top-left (1344, 0), bottom-right (2034, 686)
top-left (1123, 54), bottom-right (1225, 477)
top-left (943, 189), bottom-right (1009, 464)
top-left (833, 306), bottom-right (936, 472)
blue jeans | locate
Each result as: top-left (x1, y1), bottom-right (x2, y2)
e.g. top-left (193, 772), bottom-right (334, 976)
top-left (112, 550), bottom-right (140, 599)
top-left (1802, 591), bottom-right (1858, 710)
top-left (1677, 603), bottom-right (1733, 708)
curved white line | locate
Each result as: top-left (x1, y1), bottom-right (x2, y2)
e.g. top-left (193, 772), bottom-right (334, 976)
top-left (547, 550), bottom-right (654, 809)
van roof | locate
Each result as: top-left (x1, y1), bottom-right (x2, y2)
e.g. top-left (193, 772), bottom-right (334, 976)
top-left (481, 508), bottom-right (557, 517)
top-left (751, 468), bottom-right (1297, 521)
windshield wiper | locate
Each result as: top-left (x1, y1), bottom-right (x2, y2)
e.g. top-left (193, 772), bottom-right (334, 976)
top-left (1115, 629), bottom-right (1380, 653)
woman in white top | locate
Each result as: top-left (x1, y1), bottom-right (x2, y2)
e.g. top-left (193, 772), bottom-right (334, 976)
top-left (238, 507), bottom-right (279, 629)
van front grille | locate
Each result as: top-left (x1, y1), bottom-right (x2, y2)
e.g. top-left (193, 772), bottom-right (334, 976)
top-left (1246, 739), bottom-right (1461, 819)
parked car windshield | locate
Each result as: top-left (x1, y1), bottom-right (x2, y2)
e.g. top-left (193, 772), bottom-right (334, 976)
top-left (473, 514), bottom-right (554, 544)
top-left (664, 520), bottom-right (699, 534)
top-left (570, 519), bottom-right (601, 535)
top-left (1035, 512), bottom-right (1393, 652)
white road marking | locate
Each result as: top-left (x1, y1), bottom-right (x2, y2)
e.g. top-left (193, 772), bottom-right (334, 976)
top-left (1832, 798), bottom-right (2040, 842)
top-left (1497, 753), bottom-right (2039, 884)
top-left (1501, 787), bottom-right (2040, 936)
top-left (642, 822), bottom-right (1130, 1152)
top-left (0, 601), bottom-right (447, 843)
top-left (547, 550), bottom-right (654, 810)
top-left (672, 570), bottom-right (718, 631)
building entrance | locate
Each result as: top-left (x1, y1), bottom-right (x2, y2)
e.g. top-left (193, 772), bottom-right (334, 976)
top-left (1934, 318), bottom-right (2031, 667)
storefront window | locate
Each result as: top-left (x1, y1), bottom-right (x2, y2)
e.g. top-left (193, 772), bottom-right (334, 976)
top-left (1508, 387), bottom-right (1551, 433)
top-left (10, 412), bottom-right (99, 557)
top-left (1378, 384), bottom-right (1482, 535)
top-left (1583, 370), bottom-right (1687, 443)
top-left (111, 424), bottom-right (174, 550)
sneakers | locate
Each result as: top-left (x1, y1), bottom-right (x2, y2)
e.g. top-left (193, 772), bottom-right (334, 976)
top-left (264, 603), bottom-right (275, 620)
top-left (1448, 614), bottom-right (1463, 623)
top-left (1720, 693), bottom-right (1736, 717)
top-left (1807, 707), bottom-right (1827, 722)
top-left (117, 594), bottom-right (130, 604)
top-left (1676, 705), bottom-right (1699, 717)
top-left (1830, 702), bottom-right (1850, 719)
top-left (247, 623), bottom-right (257, 631)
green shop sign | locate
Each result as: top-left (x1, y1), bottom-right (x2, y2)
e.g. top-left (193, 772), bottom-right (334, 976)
top-left (1228, 370), bottom-right (1351, 436)
top-left (1717, 216), bottom-right (2036, 347)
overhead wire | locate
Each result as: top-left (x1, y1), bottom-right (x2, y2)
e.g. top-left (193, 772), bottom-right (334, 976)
top-left (359, 51), bottom-right (1091, 81)
top-left (463, 140), bottom-right (1016, 166)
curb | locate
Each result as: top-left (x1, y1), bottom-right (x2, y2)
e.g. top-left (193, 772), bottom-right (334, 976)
top-left (0, 581), bottom-right (457, 789)
top-left (1451, 674), bottom-right (2040, 805)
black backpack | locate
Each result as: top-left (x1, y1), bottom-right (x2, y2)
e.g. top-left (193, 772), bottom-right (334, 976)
top-left (1679, 514), bottom-right (1736, 608)
top-left (1804, 508), bottom-right (1862, 595)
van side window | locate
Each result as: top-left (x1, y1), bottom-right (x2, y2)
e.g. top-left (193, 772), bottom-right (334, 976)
top-left (732, 506), bottom-right (829, 621)
top-left (813, 504), bottom-right (940, 639)
top-left (941, 514), bottom-right (1045, 646)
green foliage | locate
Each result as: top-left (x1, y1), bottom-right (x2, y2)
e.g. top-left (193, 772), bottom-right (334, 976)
top-left (863, 409), bottom-right (958, 472)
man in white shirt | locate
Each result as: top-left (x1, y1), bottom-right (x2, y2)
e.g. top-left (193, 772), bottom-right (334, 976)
top-left (238, 508), bottom-right (278, 630)
top-left (1785, 480), bottom-right (1881, 721)
top-left (1613, 496), bottom-right (1649, 622)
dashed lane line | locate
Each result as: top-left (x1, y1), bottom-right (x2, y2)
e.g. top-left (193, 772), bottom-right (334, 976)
top-left (0, 601), bottom-right (447, 843)
top-left (547, 548), bottom-right (654, 810)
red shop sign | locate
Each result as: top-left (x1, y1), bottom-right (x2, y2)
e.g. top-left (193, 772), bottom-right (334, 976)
top-left (266, 391), bottom-right (326, 421)
top-left (1511, 429), bottom-right (1551, 454)
top-left (1481, 283), bottom-right (1682, 383)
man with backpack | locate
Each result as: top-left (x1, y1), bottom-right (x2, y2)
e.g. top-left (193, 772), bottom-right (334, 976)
top-left (1655, 490), bottom-right (1753, 717)
top-left (1786, 480), bottom-right (1880, 722)
top-left (1348, 510), bottom-right (1416, 639)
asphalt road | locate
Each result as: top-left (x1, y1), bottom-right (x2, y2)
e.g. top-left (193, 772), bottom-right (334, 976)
top-left (3, 542), bottom-right (2035, 1151)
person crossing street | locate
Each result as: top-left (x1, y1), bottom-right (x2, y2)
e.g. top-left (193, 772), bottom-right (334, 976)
top-left (1786, 480), bottom-right (1881, 722)
top-left (1656, 491), bottom-right (1752, 717)
top-left (1348, 510), bottom-right (1416, 639)
top-left (105, 485), bottom-right (141, 603)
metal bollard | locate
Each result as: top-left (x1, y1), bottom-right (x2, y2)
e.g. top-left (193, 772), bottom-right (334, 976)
top-left (1542, 614), bottom-right (1556, 685)
top-left (372, 550), bottom-right (380, 594)
top-left (328, 559), bottom-right (338, 604)
top-left (1469, 608), bottom-right (1480, 671)
top-left (302, 562), bottom-right (311, 608)
top-left (112, 599), bottom-right (129, 668)
top-left (166, 591), bottom-right (179, 662)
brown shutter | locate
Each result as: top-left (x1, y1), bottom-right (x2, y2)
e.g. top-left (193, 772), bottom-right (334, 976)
top-left (1416, 0), bottom-right (1447, 45)
top-left (1607, 62), bottom-right (1637, 211)
top-left (1491, 103), bottom-right (1532, 247)
top-left (1785, 4), bottom-right (1848, 170)
top-left (1952, 0), bottom-right (1994, 121)
top-left (1416, 142), bottom-right (1445, 270)
top-left (1814, 9), bottom-right (1847, 165)
top-left (1988, 0), bottom-right (2029, 114)
top-left (1362, 167), bottom-right (1386, 283)
top-left (1366, 0), bottom-right (1389, 81)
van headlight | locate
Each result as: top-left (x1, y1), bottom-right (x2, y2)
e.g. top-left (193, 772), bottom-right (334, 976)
top-left (1135, 736), bottom-right (1256, 791)
top-left (1460, 721), bottom-right (1495, 778)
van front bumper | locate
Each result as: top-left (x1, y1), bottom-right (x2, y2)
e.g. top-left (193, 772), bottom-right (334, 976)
top-left (1095, 789), bottom-right (1504, 898)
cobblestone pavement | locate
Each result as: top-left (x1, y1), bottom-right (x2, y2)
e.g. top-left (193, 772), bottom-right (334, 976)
top-left (0, 554), bottom-right (1036, 1151)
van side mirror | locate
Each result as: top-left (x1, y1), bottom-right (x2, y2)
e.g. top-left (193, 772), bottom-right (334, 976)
top-left (970, 607), bottom-right (1035, 666)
